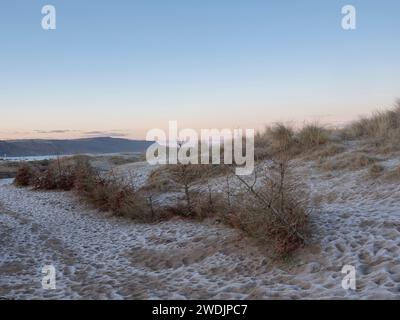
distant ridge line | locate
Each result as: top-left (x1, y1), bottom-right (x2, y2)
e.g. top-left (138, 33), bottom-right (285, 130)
top-left (0, 137), bottom-right (153, 157)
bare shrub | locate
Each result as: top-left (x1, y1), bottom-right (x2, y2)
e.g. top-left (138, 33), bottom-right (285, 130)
top-left (220, 158), bottom-right (310, 257)
top-left (137, 180), bottom-right (158, 220)
top-left (168, 163), bottom-right (202, 216)
top-left (15, 157), bottom-right (152, 221)
top-left (72, 163), bottom-right (151, 221)
top-left (14, 164), bottom-right (37, 186)
top-left (101, 181), bottom-right (149, 220)
top-left (144, 161), bottom-right (235, 220)
top-left (32, 158), bottom-right (77, 190)
top-left (191, 184), bottom-right (231, 219)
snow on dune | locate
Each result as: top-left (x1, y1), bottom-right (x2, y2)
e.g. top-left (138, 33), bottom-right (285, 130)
top-left (1, 154), bottom-right (400, 299)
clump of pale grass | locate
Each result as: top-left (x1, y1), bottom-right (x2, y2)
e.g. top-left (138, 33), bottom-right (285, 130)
top-left (266, 123), bottom-right (295, 152)
top-left (368, 163), bottom-right (385, 178)
top-left (298, 123), bottom-right (329, 148)
top-left (146, 166), bottom-right (179, 193)
top-left (302, 143), bottom-right (345, 161)
top-left (0, 161), bottom-right (20, 179)
top-left (318, 152), bottom-right (379, 171)
top-left (255, 122), bottom-right (332, 160)
top-left (383, 165), bottom-right (400, 181)
top-left (343, 100), bottom-right (400, 151)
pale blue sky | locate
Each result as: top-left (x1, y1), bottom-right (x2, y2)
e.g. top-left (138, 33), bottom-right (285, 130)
top-left (1, 0), bottom-right (399, 139)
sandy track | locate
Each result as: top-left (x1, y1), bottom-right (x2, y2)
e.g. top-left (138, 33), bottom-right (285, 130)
top-left (0, 179), bottom-right (268, 299)
top-left (1, 166), bottom-right (400, 299)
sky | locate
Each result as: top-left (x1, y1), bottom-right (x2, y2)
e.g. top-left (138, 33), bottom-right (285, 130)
top-left (0, 0), bottom-right (399, 140)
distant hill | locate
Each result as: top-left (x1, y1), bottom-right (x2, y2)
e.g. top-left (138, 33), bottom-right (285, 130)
top-left (0, 137), bottom-right (153, 157)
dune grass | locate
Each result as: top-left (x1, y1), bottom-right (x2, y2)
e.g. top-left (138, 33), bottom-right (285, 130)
top-left (343, 101), bottom-right (400, 152)
top-left (255, 122), bottom-right (332, 160)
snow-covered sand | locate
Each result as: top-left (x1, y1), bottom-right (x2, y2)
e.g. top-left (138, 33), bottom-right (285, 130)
top-left (1, 154), bottom-right (400, 299)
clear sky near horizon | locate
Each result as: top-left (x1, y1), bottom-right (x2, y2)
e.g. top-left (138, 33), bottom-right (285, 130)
top-left (1, 0), bottom-right (399, 140)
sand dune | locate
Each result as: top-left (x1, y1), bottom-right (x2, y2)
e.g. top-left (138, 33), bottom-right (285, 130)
top-left (1, 150), bottom-right (400, 299)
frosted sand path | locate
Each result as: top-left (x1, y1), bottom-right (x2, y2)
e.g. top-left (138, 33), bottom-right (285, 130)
top-left (1, 170), bottom-right (400, 299)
